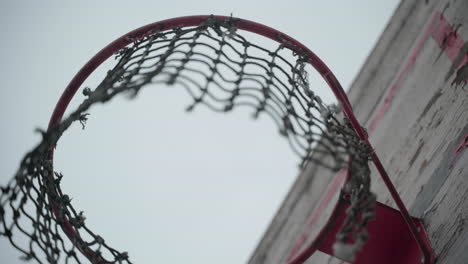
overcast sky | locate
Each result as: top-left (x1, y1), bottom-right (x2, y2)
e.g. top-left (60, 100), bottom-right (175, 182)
top-left (0, 1), bottom-right (399, 263)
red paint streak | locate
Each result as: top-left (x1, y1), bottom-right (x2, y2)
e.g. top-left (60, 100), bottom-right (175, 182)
top-left (368, 12), bottom-right (467, 134)
top-left (287, 169), bottom-right (347, 260)
top-left (368, 14), bottom-right (438, 134)
top-left (449, 134), bottom-right (468, 168)
top-left (432, 20), bottom-right (467, 66)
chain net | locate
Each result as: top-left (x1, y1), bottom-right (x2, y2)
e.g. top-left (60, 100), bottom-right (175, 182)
top-left (0, 16), bottom-right (374, 263)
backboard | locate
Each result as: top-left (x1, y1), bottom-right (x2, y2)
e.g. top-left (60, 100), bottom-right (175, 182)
top-left (248, 0), bottom-right (468, 263)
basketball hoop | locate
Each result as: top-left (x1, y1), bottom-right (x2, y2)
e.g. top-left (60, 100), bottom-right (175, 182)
top-left (0, 15), bottom-right (434, 264)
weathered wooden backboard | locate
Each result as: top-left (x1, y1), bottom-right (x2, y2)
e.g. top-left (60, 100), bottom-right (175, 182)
top-left (249, 1), bottom-right (468, 263)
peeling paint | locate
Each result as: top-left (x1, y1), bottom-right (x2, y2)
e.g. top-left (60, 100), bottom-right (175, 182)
top-left (451, 64), bottom-right (468, 87)
top-left (445, 42), bottom-right (468, 82)
top-left (409, 141), bottom-right (425, 167)
top-left (367, 11), bottom-right (467, 134)
top-left (411, 123), bottom-right (468, 217)
top-left (418, 89), bottom-right (443, 124)
top-left (449, 134), bottom-right (468, 168)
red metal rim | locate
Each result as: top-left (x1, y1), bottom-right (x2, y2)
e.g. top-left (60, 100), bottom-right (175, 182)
top-left (45, 15), bottom-right (433, 264)
top-left (47, 16), bottom-right (355, 262)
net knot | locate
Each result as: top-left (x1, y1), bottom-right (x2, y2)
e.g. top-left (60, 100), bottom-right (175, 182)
top-left (116, 252), bottom-right (129, 261)
top-left (61, 194), bottom-right (71, 205)
top-left (70, 211), bottom-right (86, 228)
top-left (82, 87), bottom-right (93, 96)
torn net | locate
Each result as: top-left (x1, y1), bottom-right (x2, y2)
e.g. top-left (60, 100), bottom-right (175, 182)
top-left (0, 16), bottom-right (374, 263)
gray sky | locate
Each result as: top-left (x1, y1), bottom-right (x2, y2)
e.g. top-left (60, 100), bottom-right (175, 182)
top-left (0, 1), bottom-right (399, 263)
